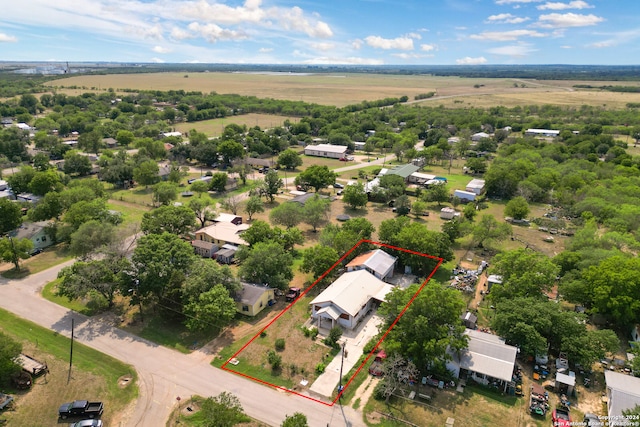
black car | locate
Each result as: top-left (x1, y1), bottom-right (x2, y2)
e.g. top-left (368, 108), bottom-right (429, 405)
top-left (29, 248), bottom-right (43, 256)
top-left (333, 183), bottom-right (344, 189)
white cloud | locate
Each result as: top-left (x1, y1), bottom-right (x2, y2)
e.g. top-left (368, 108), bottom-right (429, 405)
top-left (177, 0), bottom-right (266, 25)
top-left (0, 33), bottom-right (18, 42)
top-left (351, 39), bottom-right (363, 50)
top-left (487, 44), bottom-right (538, 57)
top-left (495, 0), bottom-right (542, 4)
top-left (150, 57), bottom-right (165, 63)
top-left (187, 22), bottom-right (248, 43)
top-left (456, 56), bottom-right (487, 65)
top-left (537, 1), bottom-right (593, 10)
top-left (560, 45), bottom-right (572, 48)
top-left (152, 45), bottom-right (171, 53)
top-left (537, 13), bottom-right (604, 28)
top-left (392, 52), bottom-right (434, 59)
top-left (405, 32), bottom-right (422, 40)
top-left (302, 56), bottom-right (384, 65)
top-left (588, 40), bottom-right (615, 48)
top-left (485, 13), bottom-right (530, 24)
top-left (470, 29), bottom-right (546, 41)
top-left (258, 47), bottom-right (273, 53)
top-left (364, 35), bottom-right (414, 50)
top-left (420, 44), bottom-right (436, 52)
top-left (275, 6), bottom-right (333, 39)
top-left (310, 42), bottom-right (334, 51)
top-left (170, 27), bottom-right (192, 40)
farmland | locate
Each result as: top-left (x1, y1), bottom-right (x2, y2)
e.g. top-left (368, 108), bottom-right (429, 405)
top-left (48, 72), bottom-right (640, 108)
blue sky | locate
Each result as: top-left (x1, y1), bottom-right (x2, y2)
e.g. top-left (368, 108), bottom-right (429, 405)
top-left (1, 0), bottom-right (638, 65)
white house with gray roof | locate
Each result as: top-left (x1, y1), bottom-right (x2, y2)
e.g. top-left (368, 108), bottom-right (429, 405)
top-left (310, 270), bottom-right (394, 330)
top-left (346, 249), bottom-right (397, 281)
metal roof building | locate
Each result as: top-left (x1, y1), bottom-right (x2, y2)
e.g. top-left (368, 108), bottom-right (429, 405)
top-left (346, 249), bottom-right (398, 280)
top-left (605, 370), bottom-right (640, 426)
top-left (447, 329), bottom-right (518, 391)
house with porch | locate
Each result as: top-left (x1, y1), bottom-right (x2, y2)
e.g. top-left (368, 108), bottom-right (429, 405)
top-left (446, 329), bottom-right (518, 393)
top-left (309, 270), bottom-right (394, 330)
top-left (235, 283), bottom-right (275, 317)
top-left (192, 222), bottom-right (249, 257)
top-left (10, 221), bottom-right (54, 251)
top-left (345, 249), bottom-right (397, 281)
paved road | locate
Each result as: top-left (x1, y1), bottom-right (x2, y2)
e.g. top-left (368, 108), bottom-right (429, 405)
top-left (0, 262), bottom-right (366, 427)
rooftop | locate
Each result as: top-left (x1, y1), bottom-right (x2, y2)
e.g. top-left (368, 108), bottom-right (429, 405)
top-left (449, 329), bottom-right (518, 383)
top-left (387, 164), bottom-right (420, 179)
top-left (304, 143), bottom-right (348, 154)
top-left (346, 249), bottom-right (397, 276)
top-left (235, 283), bottom-right (272, 306)
top-left (310, 270), bottom-right (394, 317)
top-left (196, 222), bottom-right (249, 246)
top-left (605, 370), bottom-right (640, 420)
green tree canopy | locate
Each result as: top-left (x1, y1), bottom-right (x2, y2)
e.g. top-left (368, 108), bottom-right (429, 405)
top-left (261, 170), bottom-right (283, 202)
top-left (295, 165), bottom-right (336, 192)
top-left (0, 237), bottom-right (32, 271)
top-left (302, 195), bottom-right (330, 232)
top-left (342, 182), bottom-right (368, 209)
top-left (152, 181), bottom-right (179, 206)
top-left (141, 205), bottom-right (196, 235)
top-left (238, 241), bottom-right (293, 290)
top-left (244, 195), bottom-right (264, 221)
top-left (301, 245), bottom-right (340, 279)
top-left (198, 392), bottom-right (249, 427)
top-left (0, 331), bottom-right (22, 385)
top-left (0, 198), bottom-right (23, 234)
top-left (277, 149), bottom-right (303, 170)
top-left (504, 196), bottom-right (530, 220)
top-left (281, 412), bottom-right (309, 427)
top-left (133, 159), bottom-right (160, 187)
top-left (183, 284), bottom-right (236, 332)
top-left (269, 202), bottom-right (303, 229)
top-left (379, 282), bottom-right (467, 371)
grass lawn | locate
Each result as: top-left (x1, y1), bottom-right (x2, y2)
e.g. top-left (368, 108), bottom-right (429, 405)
top-left (41, 278), bottom-right (98, 316)
top-left (0, 244), bottom-right (74, 279)
top-left (363, 382), bottom-right (531, 427)
top-left (0, 308), bottom-right (138, 426)
top-left (106, 199), bottom-right (151, 227)
top-left (108, 186), bottom-right (155, 207)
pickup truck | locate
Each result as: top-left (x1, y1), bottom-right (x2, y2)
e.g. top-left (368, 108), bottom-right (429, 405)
top-left (552, 408), bottom-right (572, 427)
top-left (368, 350), bottom-right (386, 377)
top-left (285, 287), bottom-right (301, 302)
top-left (58, 400), bottom-right (104, 419)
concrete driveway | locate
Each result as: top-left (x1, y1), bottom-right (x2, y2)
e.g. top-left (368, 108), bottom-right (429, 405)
top-left (310, 313), bottom-right (383, 398)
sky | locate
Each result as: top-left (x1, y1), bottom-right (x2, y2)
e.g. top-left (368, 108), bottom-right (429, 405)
top-left (1, 0), bottom-right (639, 65)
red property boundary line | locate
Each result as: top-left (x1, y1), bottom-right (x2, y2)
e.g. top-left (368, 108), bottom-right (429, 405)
top-left (221, 239), bottom-right (443, 407)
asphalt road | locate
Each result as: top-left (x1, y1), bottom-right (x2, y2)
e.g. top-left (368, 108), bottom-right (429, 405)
top-left (0, 260), bottom-right (367, 427)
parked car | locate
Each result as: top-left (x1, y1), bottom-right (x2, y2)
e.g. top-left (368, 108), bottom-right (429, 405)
top-left (58, 400), bottom-right (104, 420)
top-left (29, 248), bottom-right (43, 256)
top-left (333, 183), bottom-right (344, 189)
top-left (69, 420), bottom-right (103, 427)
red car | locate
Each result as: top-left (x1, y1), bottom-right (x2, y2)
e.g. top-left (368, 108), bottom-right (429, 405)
top-left (552, 408), bottom-right (571, 427)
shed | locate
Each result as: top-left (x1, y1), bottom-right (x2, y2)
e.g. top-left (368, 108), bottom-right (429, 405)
top-left (453, 190), bottom-right (476, 202)
top-left (486, 275), bottom-right (503, 291)
top-left (346, 249), bottom-right (398, 281)
top-left (555, 371), bottom-right (576, 396)
top-left (461, 311), bottom-right (478, 329)
top-left (471, 132), bottom-right (490, 142)
top-left (466, 179), bottom-right (485, 195)
top-left (440, 207), bottom-right (456, 220)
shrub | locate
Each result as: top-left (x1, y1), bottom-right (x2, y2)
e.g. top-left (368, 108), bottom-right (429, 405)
top-left (267, 350), bottom-right (282, 370)
top-left (315, 363), bottom-right (326, 374)
top-left (275, 338), bottom-right (285, 351)
top-left (362, 337), bottom-right (379, 355)
top-left (260, 331), bottom-right (267, 338)
top-left (310, 327), bottom-right (319, 340)
top-left (323, 326), bottom-right (343, 348)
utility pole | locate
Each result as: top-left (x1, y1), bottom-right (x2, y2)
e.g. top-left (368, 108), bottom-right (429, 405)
top-left (67, 318), bottom-right (74, 383)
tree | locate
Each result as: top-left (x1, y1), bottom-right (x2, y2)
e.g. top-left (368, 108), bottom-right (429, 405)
top-left (141, 205), bottom-right (196, 235)
top-left (269, 202), bottom-right (303, 229)
top-left (220, 195), bottom-right (241, 215)
top-left (182, 258), bottom-right (240, 300)
top-left (465, 157), bottom-right (487, 174)
top-left (261, 170), bottom-right (283, 202)
top-left (295, 165), bottom-right (336, 192)
top-left (411, 200), bottom-right (428, 217)
top-left (278, 149), bottom-right (303, 170)
top-left (281, 412), bottom-right (309, 427)
top-left (0, 237), bottom-right (32, 271)
top-left (342, 182), bottom-right (368, 209)
top-left (217, 140), bottom-right (245, 166)
top-left (377, 354), bottom-right (420, 404)
top-left (0, 198), bottom-right (23, 234)
top-left (301, 245), bottom-right (340, 278)
top-left (133, 159), bottom-right (160, 187)
top-left (131, 232), bottom-right (195, 300)
top-left (183, 284), bottom-right (236, 331)
top-left (394, 195), bottom-right (411, 216)
top-left (462, 203), bottom-right (477, 221)
top-left (423, 183), bottom-right (449, 206)
top-left (19, 93), bottom-right (38, 114)
top-left (379, 174), bottom-right (406, 200)
top-left (209, 172), bottom-right (228, 192)
top-left (0, 331), bottom-right (22, 385)
top-left (238, 241), bottom-right (293, 290)
top-left (29, 169), bottom-right (64, 196)
top-left (69, 220), bottom-right (116, 259)
top-left (78, 130), bottom-right (104, 154)
top-left (379, 282), bottom-right (467, 371)
top-left (242, 220), bottom-right (276, 246)
top-left (244, 195), bottom-right (264, 221)
top-left (57, 257), bottom-right (129, 308)
top-left (471, 214), bottom-right (512, 248)
top-left (199, 392), bottom-right (249, 427)
top-left (33, 152), bottom-right (52, 171)
top-left (190, 179), bottom-right (210, 197)
top-left (116, 129), bottom-right (135, 146)
top-left (188, 197), bottom-right (214, 228)
top-left (7, 165), bottom-right (36, 194)
top-left (504, 196), bottom-right (530, 220)
top-left (489, 248), bottom-right (559, 302)
top-left (152, 181), bottom-right (178, 206)
top-left (63, 151), bottom-right (92, 176)
top-left (302, 194), bottom-right (330, 232)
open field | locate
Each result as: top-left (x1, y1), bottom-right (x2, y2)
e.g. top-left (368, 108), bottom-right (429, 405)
top-left (0, 245), bottom-right (74, 279)
top-left (0, 308), bottom-right (137, 426)
top-left (174, 113), bottom-right (300, 137)
top-left (47, 72), bottom-right (640, 108)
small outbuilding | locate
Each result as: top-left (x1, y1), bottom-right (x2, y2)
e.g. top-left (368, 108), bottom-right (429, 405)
top-left (346, 249), bottom-right (397, 281)
top-left (235, 283), bottom-right (275, 316)
top-left (466, 179), bottom-right (485, 195)
top-left (453, 189), bottom-right (476, 202)
top-left (440, 207), bottom-right (457, 220)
